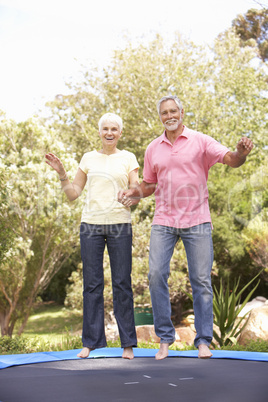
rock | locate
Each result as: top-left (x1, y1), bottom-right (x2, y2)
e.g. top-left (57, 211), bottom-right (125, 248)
top-left (238, 296), bottom-right (267, 317)
top-left (136, 325), bottom-right (160, 343)
top-left (175, 326), bottom-right (196, 346)
top-left (135, 324), bottom-right (196, 346)
top-left (238, 302), bottom-right (268, 345)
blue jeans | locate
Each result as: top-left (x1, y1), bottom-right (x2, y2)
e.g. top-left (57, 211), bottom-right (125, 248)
top-left (148, 223), bottom-right (214, 348)
top-left (80, 223), bottom-right (137, 349)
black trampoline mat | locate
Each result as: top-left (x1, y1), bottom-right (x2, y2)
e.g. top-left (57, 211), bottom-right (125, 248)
top-left (0, 357), bottom-right (267, 402)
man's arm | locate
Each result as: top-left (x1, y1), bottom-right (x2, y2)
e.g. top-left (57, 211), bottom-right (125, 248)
top-left (223, 137), bottom-right (253, 168)
top-left (118, 180), bottom-right (157, 206)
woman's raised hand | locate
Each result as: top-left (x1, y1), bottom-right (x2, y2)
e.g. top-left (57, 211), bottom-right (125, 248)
top-left (45, 153), bottom-right (65, 176)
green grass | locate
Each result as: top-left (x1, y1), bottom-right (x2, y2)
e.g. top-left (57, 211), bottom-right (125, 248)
top-left (14, 302), bottom-right (83, 344)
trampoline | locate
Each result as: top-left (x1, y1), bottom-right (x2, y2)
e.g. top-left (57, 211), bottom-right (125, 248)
top-left (0, 348), bottom-right (267, 402)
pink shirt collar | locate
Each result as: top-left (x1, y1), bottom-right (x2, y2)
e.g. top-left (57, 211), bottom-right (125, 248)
top-left (160, 126), bottom-right (188, 145)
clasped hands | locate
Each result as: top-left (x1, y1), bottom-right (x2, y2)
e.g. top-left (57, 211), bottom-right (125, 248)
top-left (118, 189), bottom-right (138, 207)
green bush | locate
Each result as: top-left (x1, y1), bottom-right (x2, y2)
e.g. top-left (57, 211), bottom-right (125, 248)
top-left (212, 272), bottom-right (261, 347)
top-left (0, 336), bottom-right (37, 354)
top-left (0, 332), bottom-right (83, 355)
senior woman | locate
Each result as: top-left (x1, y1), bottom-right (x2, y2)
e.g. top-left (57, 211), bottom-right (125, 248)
top-left (45, 113), bottom-right (139, 360)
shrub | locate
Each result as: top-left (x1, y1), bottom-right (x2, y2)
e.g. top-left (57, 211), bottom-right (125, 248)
top-left (0, 336), bottom-right (37, 354)
top-left (212, 272), bottom-right (261, 347)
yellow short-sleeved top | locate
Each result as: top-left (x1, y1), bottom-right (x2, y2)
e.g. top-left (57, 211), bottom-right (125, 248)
top-left (79, 150), bottom-right (139, 224)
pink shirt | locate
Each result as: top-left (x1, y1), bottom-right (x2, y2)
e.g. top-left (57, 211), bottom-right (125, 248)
top-left (143, 126), bottom-right (229, 228)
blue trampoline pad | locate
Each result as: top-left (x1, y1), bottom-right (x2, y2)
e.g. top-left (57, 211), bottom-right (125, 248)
top-left (0, 349), bottom-right (267, 402)
top-left (0, 347), bottom-right (267, 370)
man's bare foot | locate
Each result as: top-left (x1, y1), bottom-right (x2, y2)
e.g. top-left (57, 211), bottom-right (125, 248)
top-left (155, 343), bottom-right (169, 360)
top-left (77, 347), bottom-right (92, 358)
top-left (198, 344), bottom-right (212, 359)
top-left (122, 347), bottom-right (134, 360)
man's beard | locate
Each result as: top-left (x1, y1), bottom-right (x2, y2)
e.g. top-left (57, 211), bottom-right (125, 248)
top-left (164, 118), bottom-right (182, 131)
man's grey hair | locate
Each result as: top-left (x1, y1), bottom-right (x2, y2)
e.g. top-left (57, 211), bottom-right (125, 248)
top-left (98, 113), bottom-right (123, 132)
top-left (157, 96), bottom-right (183, 116)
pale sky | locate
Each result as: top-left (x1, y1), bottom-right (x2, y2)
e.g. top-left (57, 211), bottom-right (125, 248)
top-left (0, 0), bottom-right (266, 122)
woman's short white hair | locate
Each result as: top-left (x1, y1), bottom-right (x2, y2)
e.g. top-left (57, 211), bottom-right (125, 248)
top-left (157, 96), bottom-right (183, 115)
top-left (98, 113), bottom-right (123, 132)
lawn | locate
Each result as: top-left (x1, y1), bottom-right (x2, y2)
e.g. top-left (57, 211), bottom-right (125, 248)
top-left (14, 302), bottom-right (83, 344)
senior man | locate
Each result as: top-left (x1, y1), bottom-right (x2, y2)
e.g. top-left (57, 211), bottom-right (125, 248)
top-left (119, 95), bottom-right (253, 359)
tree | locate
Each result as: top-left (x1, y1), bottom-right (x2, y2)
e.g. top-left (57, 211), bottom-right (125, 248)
top-left (0, 168), bottom-right (15, 263)
top-left (46, 73), bottom-right (106, 162)
top-left (242, 160), bottom-right (268, 287)
top-left (203, 29), bottom-right (267, 285)
top-left (0, 117), bottom-right (82, 336)
top-left (232, 8), bottom-right (268, 62)
top-left (244, 215), bottom-right (268, 271)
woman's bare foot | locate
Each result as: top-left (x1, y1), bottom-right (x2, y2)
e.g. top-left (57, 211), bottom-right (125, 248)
top-left (122, 347), bottom-right (134, 360)
top-left (198, 344), bottom-right (212, 359)
top-left (77, 347), bottom-right (92, 358)
top-left (155, 343), bottom-right (169, 360)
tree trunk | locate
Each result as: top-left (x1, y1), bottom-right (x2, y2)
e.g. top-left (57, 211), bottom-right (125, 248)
top-left (0, 310), bottom-right (13, 337)
top-left (17, 306), bottom-right (33, 336)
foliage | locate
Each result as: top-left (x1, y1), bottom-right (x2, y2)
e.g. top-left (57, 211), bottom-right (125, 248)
top-left (245, 221), bottom-right (268, 271)
top-left (242, 162), bottom-right (268, 276)
top-left (46, 88), bottom-right (105, 163)
top-left (0, 335), bottom-right (38, 354)
top-left (64, 263), bottom-right (83, 310)
top-left (215, 338), bottom-right (268, 353)
top-left (0, 332), bottom-right (84, 355)
top-left (0, 117), bottom-right (82, 337)
top-left (41, 253), bottom-right (80, 304)
top-left (212, 273), bottom-right (261, 347)
top-left (131, 203), bottom-right (154, 308)
top-left (232, 8), bottom-right (268, 62)
top-left (0, 169), bottom-right (15, 262)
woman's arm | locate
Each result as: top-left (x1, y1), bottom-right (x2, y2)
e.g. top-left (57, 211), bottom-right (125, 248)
top-left (129, 168), bottom-right (139, 188)
top-left (126, 168), bottom-right (140, 206)
top-left (45, 153), bottom-right (87, 201)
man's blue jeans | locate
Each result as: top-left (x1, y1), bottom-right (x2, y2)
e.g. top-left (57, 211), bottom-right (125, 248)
top-left (80, 223), bottom-right (137, 349)
top-left (148, 223), bottom-right (214, 348)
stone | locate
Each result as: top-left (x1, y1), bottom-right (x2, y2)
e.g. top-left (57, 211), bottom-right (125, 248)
top-left (136, 325), bottom-right (160, 343)
top-left (238, 302), bottom-right (268, 345)
top-left (238, 296), bottom-right (267, 317)
top-left (175, 326), bottom-right (196, 346)
top-left (135, 324), bottom-right (196, 346)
